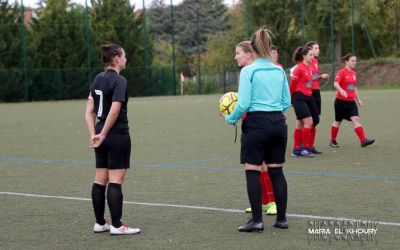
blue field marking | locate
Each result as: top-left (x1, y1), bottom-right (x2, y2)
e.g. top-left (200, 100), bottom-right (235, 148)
top-left (1, 155), bottom-right (400, 181)
top-left (287, 171), bottom-right (400, 181)
top-left (0, 156), bottom-right (92, 165)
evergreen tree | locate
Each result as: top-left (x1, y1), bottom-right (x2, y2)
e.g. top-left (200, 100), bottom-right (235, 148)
top-left (0, 0), bottom-right (24, 101)
top-left (148, 0), bottom-right (170, 42)
top-left (29, 0), bottom-right (89, 100)
top-left (91, 0), bottom-right (153, 96)
top-left (243, 0), bottom-right (300, 65)
top-left (204, 2), bottom-right (247, 73)
top-left (175, 0), bottom-right (229, 55)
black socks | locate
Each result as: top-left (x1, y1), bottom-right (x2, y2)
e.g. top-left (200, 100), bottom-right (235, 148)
top-left (268, 167), bottom-right (287, 221)
top-left (245, 170), bottom-right (262, 223)
top-left (107, 183), bottom-right (123, 228)
top-left (91, 183), bottom-right (106, 225)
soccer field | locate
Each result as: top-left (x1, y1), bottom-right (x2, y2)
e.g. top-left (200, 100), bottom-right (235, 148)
top-left (1, 90), bottom-right (400, 249)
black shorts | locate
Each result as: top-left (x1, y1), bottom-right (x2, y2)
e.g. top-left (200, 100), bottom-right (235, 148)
top-left (240, 111), bottom-right (287, 165)
top-left (312, 89), bottom-right (321, 115)
top-left (292, 92), bottom-right (320, 126)
top-left (334, 99), bottom-right (359, 122)
top-left (95, 133), bottom-right (131, 169)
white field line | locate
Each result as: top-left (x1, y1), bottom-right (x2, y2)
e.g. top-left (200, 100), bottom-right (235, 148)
top-left (1, 191), bottom-right (399, 227)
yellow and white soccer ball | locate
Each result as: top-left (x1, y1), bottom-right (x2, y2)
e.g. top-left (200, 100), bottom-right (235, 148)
top-left (219, 92), bottom-right (238, 116)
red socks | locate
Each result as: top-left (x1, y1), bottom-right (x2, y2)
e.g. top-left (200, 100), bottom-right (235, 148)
top-left (260, 171), bottom-right (275, 204)
top-left (331, 126), bottom-right (366, 143)
top-left (295, 127), bottom-right (317, 148)
top-left (354, 126), bottom-right (366, 142)
top-left (293, 128), bottom-right (302, 149)
top-left (302, 127), bottom-right (312, 149)
top-left (331, 126), bottom-right (339, 141)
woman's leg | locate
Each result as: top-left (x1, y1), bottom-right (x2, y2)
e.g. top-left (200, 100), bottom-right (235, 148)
top-left (293, 120), bottom-right (304, 149)
top-left (267, 164), bottom-right (288, 228)
top-left (351, 116), bottom-right (375, 146)
top-left (330, 121), bottom-right (341, 147)
top-left (301, 117), bottom-right (314, 151)
top-left (243, 164), bottom-right (263, 223)
top-left (107, 169), bottom-right (127, 228)
top-left (92, 168), bottom-right (109, 226)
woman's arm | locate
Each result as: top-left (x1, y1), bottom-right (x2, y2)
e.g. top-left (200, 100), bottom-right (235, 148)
top-left (354, 88), bottom-right (363, 106)
top-left (85, 93), bottom-right (96, 137)
top-left (90, 101), bottom-right (122, 148)
top-left (333, 81), bottom-right (348, 98)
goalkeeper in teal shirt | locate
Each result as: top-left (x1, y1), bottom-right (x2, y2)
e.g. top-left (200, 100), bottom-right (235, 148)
top-left (224, 27), bottom-right (291, 233)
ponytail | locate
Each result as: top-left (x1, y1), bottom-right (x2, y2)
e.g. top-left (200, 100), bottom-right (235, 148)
top-left (250, 26), bottom-right (274, 60)
top-left (292, 46), bottom-right (312, 64)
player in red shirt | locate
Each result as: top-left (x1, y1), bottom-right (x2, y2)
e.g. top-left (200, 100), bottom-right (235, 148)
top-left (290, 46), bottom-right (319, 157)
top-left (271, 45), bottom-right (283, 69)
top-left (234, 41), bottom-right (277, 216)
top-left (330, 53), bottom-right (375, 147)
top-left (305, 41), bottom-right (329, 153)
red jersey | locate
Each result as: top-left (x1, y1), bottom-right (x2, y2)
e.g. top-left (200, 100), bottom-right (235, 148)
top-left (290, 62), bottom-right (313, 97)
top-left (276, 62), bottom-right (283, 69)
top-left (310, 58), bottom-right (320, 90)
top-left (335, 67), bottom-right (357, 101)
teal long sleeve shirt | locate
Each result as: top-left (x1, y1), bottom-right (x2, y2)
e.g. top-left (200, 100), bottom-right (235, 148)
top-left (225, 58), bottom-right (291, 125)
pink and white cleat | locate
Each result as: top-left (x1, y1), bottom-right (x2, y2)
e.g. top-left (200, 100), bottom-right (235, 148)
top-left (110, 223), bottom-right (141, 235)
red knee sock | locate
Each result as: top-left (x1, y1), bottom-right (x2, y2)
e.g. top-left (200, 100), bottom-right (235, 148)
top-left (331, 126), bottom-right (339, 141)
top-left (260, 172), bottom-right (269, 204)
top-left (354, 126), bottom-right (366, 142)
top-left (293, 128), bottom-right (302, 149)
top-left (263, 171), bottom-right (275, 203)
top-left (302, 127), bottom-right (312, 149)
top-left (260, 172), bottom-right (275, 204)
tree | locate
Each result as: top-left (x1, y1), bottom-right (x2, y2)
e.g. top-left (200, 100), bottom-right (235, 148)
top-left (148, 0), bottom-right (171, 42)
top-left (0, 0), bottom-right (24, 101)
top-left (175, 0), bottom-right (229, 55)
top-left (361, 0), bottom-right (400, 57)
top-left (203, 2), bottom-right (247, 73)
top-left (29, 0), bottom-right (89, 100)
top-left (147, 0), bottom-right (173, 66)
top-left (147, 0), bottom-right (230, 62)
top-left (242, 0), bottom-right (301, 66)
top-left (91, 0), bottom-right (153, 96)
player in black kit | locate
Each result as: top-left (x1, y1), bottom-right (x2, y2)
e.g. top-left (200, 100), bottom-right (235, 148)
top-left (85, 44), bottom-right (140, 235)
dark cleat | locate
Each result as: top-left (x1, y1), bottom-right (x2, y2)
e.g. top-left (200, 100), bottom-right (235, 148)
top-left (238, 220), bottom-right (264, 232)
top-left (292, 148), bottom-right (315, 157)
top-left (273, 220), bottom-right (289, 229)
top-left (361, 138), bottom-right (375, 147)
top-left (310, 147), bottom-right (322, 154)
top-left (330, 140), bottom-right (339, 148)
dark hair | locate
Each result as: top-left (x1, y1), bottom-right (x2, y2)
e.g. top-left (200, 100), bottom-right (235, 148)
top-left (101, 44), bottom-right (124, 66)
top-left (250, 26), bottom-right (274, 60)
top-left (292, 46), bottom-right (312, 64)
top-left (305, 41), bottom-right (318, 48)
top-left (236, 41), bottom-right (253, 54)
top-left (271, 45), bottom-right (277, 51)
top-left (341, 53), bottom-right (355, 62)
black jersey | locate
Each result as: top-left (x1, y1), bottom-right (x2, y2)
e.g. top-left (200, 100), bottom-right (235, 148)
top-left (90, 69), bottom-right (129, 134)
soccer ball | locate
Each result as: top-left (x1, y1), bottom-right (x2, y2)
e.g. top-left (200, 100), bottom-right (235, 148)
top-left (219, 92), bottom-right (238, 115)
